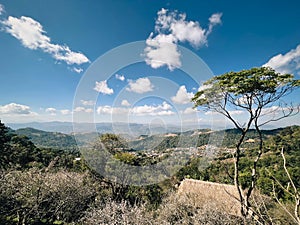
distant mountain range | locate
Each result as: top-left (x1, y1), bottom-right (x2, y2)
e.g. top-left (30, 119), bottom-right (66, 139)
top-left (8, 121), bottom-right (186, 135)
top-left (10, 124), bottom-right (290, 152)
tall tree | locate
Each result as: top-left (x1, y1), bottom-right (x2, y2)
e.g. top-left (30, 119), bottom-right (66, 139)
top-left (192, 67), bottom-right (300, 218)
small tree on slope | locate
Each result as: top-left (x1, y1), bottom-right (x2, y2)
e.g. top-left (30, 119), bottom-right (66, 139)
top-left (192, 67), bottom-right (300, 219)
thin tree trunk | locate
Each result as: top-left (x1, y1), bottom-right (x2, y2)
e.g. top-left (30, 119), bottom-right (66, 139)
top-left (246, 121), bottom-right (263, 214)
top-left (234, 130), bottom-right (247, 217)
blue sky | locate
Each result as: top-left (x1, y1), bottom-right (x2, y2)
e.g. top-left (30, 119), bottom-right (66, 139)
top-left (1, 0), bottom-right (300, 129)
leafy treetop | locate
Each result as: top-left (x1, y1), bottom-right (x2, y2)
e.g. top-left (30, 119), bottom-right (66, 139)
top-left (192, 67), bottom-right (300, 130)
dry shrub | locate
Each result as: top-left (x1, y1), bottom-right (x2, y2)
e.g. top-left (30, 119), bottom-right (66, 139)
top-left (81, 199), bottom-right (153, 225)
top-left (268, 202), bottom-right (300, 225)
top-left (155, 192), bottom-right (243, 225)
top-left (0, 168), bottom-right (96, 224)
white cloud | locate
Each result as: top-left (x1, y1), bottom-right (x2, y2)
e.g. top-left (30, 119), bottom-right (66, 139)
top-left (131, 101), bottom-right (173, 116)
top-left (263, 44), bottom-right (300, 74)
top-left (97, 106), bottom-right (128, 115)
top-left (145, 33), bottom-right (181, 70)
top-left (126, 77), bottom-right (154, 94)
top-left (204, 111), bottom-right (220, 116)
top-left (0, 4), bottom-right (5, 15)
top-left (74, 107), bottom-right (93, 113)
top-left (198, 84), bottom-right (212, 91)
top-left (182, 107), bottom-right (197, 114)
top-left (260, 106), bottom-right (281, 115)
top-left (97, 102), bottom-right (174, 116)
top-left (121, 99), bottom-right (131, 106)
top-left (230, 110), bottom-right (245, 115)
top-left (94, 80), bottom-right (114, 95)
top-left (72, 67), bottom-right (83, 73)
top-left (1, 15), bottom-right (90, 65)
top-left (0, 103), bottom-right (32, 114)
top-left (171, 85), bottom-right (194, 104)
top-left (208, 13), bottom-right (222, 34)
top-left (115, 74), bottom-right (125, 81)
top-left (45, 107), bottom-right (56, 115)
top-left (60, 109), bottom-right (71, 115)
top-left (170, 17), bottom-right (207, 48)
top-left (235, 95), bottom-right (249, 105)
top-left (144, 8), bottom-right (222, 70)
top-left (85, 108), bottom-right (93, 113)
top-left (205, 110), bottom-right (244, 116)
top-left (80, 100), bottom-right (95, 106)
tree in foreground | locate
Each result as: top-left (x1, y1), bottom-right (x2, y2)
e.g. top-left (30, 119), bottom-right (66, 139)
top-left (192, 67), bottom-right (300, 219)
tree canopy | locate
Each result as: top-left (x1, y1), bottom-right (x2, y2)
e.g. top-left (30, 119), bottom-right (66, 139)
top-left (193, 67), bottom-right (300, 129)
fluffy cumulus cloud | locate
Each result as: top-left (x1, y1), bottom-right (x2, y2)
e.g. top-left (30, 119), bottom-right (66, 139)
top-left (45, 107), bottom-right (57, 115)
top-left (1, 14), bottom-right (89, 69)
top-left (126, 77), bottom-right (154, 94)
top-left (115, 74), bottom-right (125, 81)
top-left (182, 107), bottom-right (197, 114)
top-left (94, 80), bottom-right (114, 95)
top-left (121, 99), bottom-right (131, 106)
top-left (171, 85), bottom-right (194, 104)
top-left (97, 102), bottom-right (174, 116)
top-left (130, 101), bottom-right (174, 116)
top-left (264, 44), bottom-right (300, 75)
top-left (0, 103), bottom-right (32, 115)
top-left (145, 34), bottom-right (181, 70)
top-left (144, 8), bottom-right (222, 70)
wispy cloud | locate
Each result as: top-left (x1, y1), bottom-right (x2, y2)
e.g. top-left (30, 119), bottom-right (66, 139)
top-left (126, 77), bottom-right (154, 94)
top-left (60, 109), bottom-right (71, 115)
top-left (1, 10), bottom-right (89, 69)
top-left (0, 4), bottom-right (5, 15)
top-left (94, 80), bottom-right (114, 95)
top-left (80, 100), bottom-right (95, 106)
top-left (74, 107), bottom-right (93, 113)
top-left (144, 8), bottom-right (222, 70)
top-left (264, 44), bottom-right (300, 75)
top-left (72, 67), bottom-right (84, 73)
top-left (171, 85), bottom-right (194, 104)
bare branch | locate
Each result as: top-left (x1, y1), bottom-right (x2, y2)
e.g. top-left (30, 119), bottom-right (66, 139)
top-left (272, 181), bottom-right (298, 224)
top-left (258, 105), bottom-right (300, 127)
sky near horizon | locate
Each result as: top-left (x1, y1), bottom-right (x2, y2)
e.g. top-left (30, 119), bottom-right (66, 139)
top-left (1, 0), bottom-right (300, 129)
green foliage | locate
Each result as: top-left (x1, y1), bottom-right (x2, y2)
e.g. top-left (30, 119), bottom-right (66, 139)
top-left (182, 126), bottom-right (300, 202)
top-left (0, 120), bottom-right (80, 171)
top-left (193, 67), bottom-right (299, 108)
top-left (15, 127), bottom-right (78, 151)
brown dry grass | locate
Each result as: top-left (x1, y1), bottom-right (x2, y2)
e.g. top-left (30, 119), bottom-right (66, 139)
top-left (177, 179), bottom-right (241, 216)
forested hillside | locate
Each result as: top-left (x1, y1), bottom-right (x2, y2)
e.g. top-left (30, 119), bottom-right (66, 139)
top-left (15, 127), bottom-right (78, 151)
top-left (1, 120), bottom-right (300, 224)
